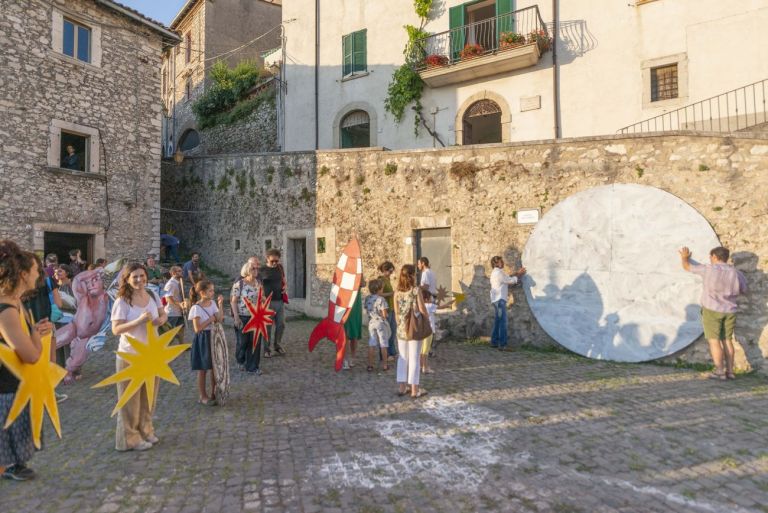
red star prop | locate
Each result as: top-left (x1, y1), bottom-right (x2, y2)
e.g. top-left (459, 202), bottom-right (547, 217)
top-left (242, 289), bottom-right (276, 350)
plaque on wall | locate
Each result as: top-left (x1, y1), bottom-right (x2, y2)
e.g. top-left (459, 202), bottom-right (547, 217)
top-left (520, 95), bottom-right (541, 112)
top-left (516, 209), bottom-right (540, 224)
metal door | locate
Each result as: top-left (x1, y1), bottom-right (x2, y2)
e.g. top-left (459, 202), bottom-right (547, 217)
top-left (287, 238), bottom-right (306, 299)
top-left (415, 228), bottom-right (452, 292)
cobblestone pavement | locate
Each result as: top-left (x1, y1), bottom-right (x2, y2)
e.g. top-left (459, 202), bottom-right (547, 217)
top-left (3, 319), bottom-right (768, 513)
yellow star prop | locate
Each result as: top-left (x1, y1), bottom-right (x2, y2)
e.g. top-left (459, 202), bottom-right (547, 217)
top-left (0, 312), bottom-right (67, 449)
top-left (92, 321), bottom-right (189, 417)
top-left (453, 293), bottom-right (467, 305)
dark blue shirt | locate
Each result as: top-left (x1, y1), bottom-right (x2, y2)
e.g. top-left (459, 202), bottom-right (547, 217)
top-left (62, 153), bottom-right (80, 170)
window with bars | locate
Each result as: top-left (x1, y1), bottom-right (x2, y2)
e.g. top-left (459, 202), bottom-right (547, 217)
top-left (651, 64), bottom-right (678, 102)
top-left (342, 29), bottom-right (367, 77)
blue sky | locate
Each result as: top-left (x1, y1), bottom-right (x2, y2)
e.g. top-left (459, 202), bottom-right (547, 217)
top-left (120, 0), bottom-right (187, 26)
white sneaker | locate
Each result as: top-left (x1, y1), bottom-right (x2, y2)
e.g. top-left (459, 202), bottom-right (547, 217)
top-left (145, 434), bottom-right (159, 444)
top-left (132, 441), bottom-right (153, 451)
top-left (342, 361), bottom-right (351, 370)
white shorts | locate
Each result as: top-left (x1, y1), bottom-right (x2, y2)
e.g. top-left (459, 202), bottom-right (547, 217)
top-left (368, 322), bottom-right (391, 348)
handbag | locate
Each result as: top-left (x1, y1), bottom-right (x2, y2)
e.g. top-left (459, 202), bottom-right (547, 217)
top-left (405, 289), bottom-right (433, 340)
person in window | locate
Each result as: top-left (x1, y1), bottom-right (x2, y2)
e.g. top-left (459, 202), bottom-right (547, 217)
top-left (61, 145), bottom-right (80, 170)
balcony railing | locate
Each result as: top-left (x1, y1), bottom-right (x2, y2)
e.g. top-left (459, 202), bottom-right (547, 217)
top-left (618, 79), bottom-right (768, 134)
top-left (409, 5), bottom-right (550, 72)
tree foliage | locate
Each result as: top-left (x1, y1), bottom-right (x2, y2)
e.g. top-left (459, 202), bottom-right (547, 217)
top-left (192, 60), bottom-right (262, 129)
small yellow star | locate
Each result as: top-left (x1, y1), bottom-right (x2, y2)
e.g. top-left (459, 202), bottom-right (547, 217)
top-left (453, 293), bottom-right (467, 305)
top-left (93, 321), bottom-right (190, 416)
top-left (0, 326), bottom-right (67, 449)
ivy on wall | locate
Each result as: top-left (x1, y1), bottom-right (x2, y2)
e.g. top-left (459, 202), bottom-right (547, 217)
top-left (384, 0), bottom-right (434, 136)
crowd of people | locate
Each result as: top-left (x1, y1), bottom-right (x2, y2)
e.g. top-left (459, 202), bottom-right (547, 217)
top-left (0, 236), bottom-right (748, 480)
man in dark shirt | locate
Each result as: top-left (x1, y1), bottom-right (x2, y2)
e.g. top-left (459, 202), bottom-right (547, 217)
top-left (257, 249), bottom-right (287, 357)
top-left (182, 252), bottom-right (201, 287)
top-left (61, 144), bottom-right (80, 170)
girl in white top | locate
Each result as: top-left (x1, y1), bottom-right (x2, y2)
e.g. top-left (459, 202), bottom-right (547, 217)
top-left (111, 262), bottom-right (167, 452)
top-left (188, 279), bottom-right (224, 405)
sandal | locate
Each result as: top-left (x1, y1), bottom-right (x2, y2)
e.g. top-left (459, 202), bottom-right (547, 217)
top-left (263, 349), bottom-right (272, 358)
top-left (381, 365), bottom-right (389, 371)
top-left (275, 346), bottom-right (286, 356)
top-left (726, 372), bottom-right (736, 380)
top-left (411, 389), bottom-right (428, 399)
top-left (367, 365), bottom-right (374, 372)
top-left (707, 371), bottom-right (726, 381)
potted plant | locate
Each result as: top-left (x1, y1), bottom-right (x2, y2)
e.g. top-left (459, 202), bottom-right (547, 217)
top-left (459, 43), bottom-right (484, 60)
top-left (499, 32), bottom-right (526, 50)
top-left (527, 29), bottom-right (553, 52)
top-left (424, 54), bottom-right (449, 68)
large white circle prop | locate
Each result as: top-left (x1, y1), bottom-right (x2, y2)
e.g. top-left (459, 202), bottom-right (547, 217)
top-left (522, 184), bottom-right (719, 362)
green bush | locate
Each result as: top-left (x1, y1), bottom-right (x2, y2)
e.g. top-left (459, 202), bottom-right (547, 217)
top-left (192, 60), bottom-right (264, 129)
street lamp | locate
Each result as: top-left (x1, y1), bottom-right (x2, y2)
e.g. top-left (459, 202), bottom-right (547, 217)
top-left (173, 149), bottom-right (184, 165)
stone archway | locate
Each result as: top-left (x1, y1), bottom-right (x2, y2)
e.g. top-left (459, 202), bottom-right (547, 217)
top-left (332, 102), bottom-right (378, 149)
top-left (455, 91), bottom-right (512, 145)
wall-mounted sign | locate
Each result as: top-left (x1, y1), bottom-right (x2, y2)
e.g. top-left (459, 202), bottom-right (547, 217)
top-left (517, 208), bottom-right (540, 224)
top-left (520, 95), bottom-right (541, 112)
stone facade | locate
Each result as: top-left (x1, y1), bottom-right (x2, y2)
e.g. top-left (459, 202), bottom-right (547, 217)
top-left (198, 88), bottom-right (278, 155)
top-left (162, 0), bottom-right (282, 156)
top-left (0, 0), bottom-right (178, 260)
top-left (161, 132), bottom-right (768, 371)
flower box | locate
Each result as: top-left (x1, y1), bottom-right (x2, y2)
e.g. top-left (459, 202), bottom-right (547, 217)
top-left (424, 54), bottom-right (449, 68)
top-left (499, 32), bottom-right (527, 51)
top-left (459, 43), bottom-right (484, 60)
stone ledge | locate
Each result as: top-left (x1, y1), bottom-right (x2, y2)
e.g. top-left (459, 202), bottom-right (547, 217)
top-left (46, 166), bottom-right (106, 182)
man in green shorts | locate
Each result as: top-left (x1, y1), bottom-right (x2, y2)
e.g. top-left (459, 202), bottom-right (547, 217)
top-left (680, 246), bottom-right (747, 380)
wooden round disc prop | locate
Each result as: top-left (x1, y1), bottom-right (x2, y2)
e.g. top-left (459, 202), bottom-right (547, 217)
top-left (522, 184), bottom-right (719, 362)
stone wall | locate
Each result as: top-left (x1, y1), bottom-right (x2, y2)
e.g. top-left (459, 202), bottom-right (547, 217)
top-left (161, 132), bottom-right (768, 370)
top-left (1, 0), bottom-right (167, 260)
top-left (199, 92), bottom-right (278, 154)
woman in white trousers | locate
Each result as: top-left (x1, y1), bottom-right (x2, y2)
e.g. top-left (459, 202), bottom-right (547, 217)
top-left (393, 264), bottom-right (429, 398)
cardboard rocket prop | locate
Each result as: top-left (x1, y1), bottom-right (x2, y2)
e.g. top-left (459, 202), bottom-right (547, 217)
top-left (0, 310), bottom-right (67, 449)
top-left (93, 322), bottom-right (189, 416)
top-left (242, 288), bottom-right (276, 350)
top-left (308, 237), bottom-right (363, 371)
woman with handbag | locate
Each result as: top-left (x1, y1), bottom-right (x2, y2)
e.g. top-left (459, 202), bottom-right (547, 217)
top-left (393, 264), bottom-right (432, 399)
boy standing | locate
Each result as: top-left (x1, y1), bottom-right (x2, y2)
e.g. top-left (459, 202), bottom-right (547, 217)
top-left (364, 279), bottom-right (391, 372)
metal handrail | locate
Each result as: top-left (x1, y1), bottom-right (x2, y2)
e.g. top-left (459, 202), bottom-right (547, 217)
top-left (409, 5), bottom-right (550, 71)
top-left (618, 79), bottom-right (768, 134)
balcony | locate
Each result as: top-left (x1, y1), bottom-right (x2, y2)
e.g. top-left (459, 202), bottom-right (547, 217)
top-left (411, 5), bottom-right (550, 88)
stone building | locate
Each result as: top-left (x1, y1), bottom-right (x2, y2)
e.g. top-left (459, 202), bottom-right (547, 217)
top-left (161, 0), bottom-right (282, 157)
top-left (280, 0), bottom-right (768, 150)
top-left (0, 0), bottom-right (179, 262)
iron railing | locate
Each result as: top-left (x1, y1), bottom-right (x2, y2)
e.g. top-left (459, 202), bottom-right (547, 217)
top-left (409, 5), bottom-right (549, 71)
top-left (618, 79), bottom-right (768, 134)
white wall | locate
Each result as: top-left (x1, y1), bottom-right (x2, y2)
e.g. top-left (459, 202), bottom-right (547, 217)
top-left (283, 0), bottom-right (768, 151)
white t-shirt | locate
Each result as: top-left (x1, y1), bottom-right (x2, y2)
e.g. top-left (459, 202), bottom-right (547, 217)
top-left (111, 296), bottom-right (161, 354)
top-left (188, 302), bottom-right (219, 331)
top-left (163, 278), bottom-right (183, 317)
top-left (420, 268), bottom-right (437, 295)
top-left (425, 302), bottom-right (438, 332)
top-left (490, 267), bottom-right (518, 303)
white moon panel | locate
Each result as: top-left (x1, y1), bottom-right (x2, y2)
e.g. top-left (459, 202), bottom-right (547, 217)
top-left (522, 184), bottom-right (720, 362)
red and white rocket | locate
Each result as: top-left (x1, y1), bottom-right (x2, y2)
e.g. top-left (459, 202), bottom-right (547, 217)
top-left (308, 237), bottom-right (362, 371)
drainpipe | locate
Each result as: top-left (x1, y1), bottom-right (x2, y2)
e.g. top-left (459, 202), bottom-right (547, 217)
top-left (315, 0), bottom-right (320, 150)
top-left (552, 0), bottom-right (561, 139)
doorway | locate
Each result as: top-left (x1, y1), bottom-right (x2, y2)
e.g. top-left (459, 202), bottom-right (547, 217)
top-left (415, 228), bottom-right (452, 293)
top-left (287, 238), bottom-right (307, 299)
top-left (44, 231), bottom-right (93, 266)
top-left (462, 99), bottom-right (502, 145)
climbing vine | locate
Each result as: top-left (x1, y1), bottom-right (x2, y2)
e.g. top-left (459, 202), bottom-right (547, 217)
top-left (384, 0), bottom-right (435, 137)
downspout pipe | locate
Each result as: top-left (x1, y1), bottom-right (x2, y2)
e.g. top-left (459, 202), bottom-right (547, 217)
top-left (315, 0), bottom-right (319, 150)
top-left (552, 0), bottom-right (561, 139)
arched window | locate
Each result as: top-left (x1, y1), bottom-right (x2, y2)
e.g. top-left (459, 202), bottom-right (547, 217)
top-left (462, 99), bottom-right (502, 145)
top-left (340, 110), bottom-right (370, 148)
top-left (179, 129), bottom-right (200, 151)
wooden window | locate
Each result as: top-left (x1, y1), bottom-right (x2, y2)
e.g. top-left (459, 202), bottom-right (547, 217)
top-left (185, 78), bottom-right (192, 100)
top-left (651, 64), bottom-right (678, 102)
top-left (342, 29), bottom-right (367, 77)
top-left (63, 18), bottom-right (91, 63)
top-left (185, 32), bottom-right (192, 63)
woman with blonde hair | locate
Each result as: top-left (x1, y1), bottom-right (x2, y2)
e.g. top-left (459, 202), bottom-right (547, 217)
top-left (393, 264), bottom-right (429, 398)
top-left (110, 262), bottom-right (167, 451)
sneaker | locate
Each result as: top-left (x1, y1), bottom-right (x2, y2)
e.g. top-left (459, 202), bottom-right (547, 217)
top-left (145, 434), bottom-right (159, 444)
top-left (342, 361), bottom-right (351, 370)
top-left (275, 345), bottom-right (286, 356)
top-left (1, 464), bottom-right (36, 481)
top-left (246, 368), bottom-right (262, 375)
top-left (55, 392), bottom-right (68, 403)
top-left (132, 441), bottom-right (153, 451)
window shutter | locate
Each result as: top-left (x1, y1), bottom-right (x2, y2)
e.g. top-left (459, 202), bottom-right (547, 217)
top-left (342, 33), bottom-right (352, 76)
top-left (496, 0), bottom-right (515, 35)
top-left (449, 5), bottom-right (465, 60)
top-left (353, 30), bottom-right (367, 73)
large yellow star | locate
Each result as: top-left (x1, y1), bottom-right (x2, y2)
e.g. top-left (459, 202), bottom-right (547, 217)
top-left (93, 321), bottom-right (190, 417)
top-left (0, 315), bottom-right (67, 449)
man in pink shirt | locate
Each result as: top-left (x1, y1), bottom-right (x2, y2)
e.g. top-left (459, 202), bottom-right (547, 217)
top-left (680, 246), bottom-right (747, 380)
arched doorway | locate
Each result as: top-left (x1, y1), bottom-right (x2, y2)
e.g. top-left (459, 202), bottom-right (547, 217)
top-left (179, 129), bottom-right (200, 151)
top-left (340, 110), bottom-right (370, 148)
top-left (462, 99), bottom-right (502, 145)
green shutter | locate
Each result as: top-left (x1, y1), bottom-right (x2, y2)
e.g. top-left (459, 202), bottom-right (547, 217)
top-left (353, 29), bottom-right (367, 73)
top-left (341, 127), bottom-right (352, 148)
top-left (342, 33), bottom-right (352, 76)
top-left (449, 4), bottom-right (465, 60)
top-left (496, 0), bottom-right (515, 36)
